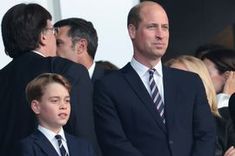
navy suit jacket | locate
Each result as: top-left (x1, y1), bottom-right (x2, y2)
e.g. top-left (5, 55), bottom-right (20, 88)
top-left (94, 63), bottom-right (216, 156)
top-left (91, 63), bottom-right (116, 84)
top-left (0, 52), bottom-right (97, 155)
top-left (16, 130), bottom-right (95, 156)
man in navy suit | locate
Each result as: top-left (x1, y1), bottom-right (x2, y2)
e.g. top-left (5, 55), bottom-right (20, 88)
top-left (17, 73), bottom-right (95, 156)
top-left (0, 3), bottom-right (96, 156)
top-left (54, 18), bottom-right (118, 85)
top-left (94, 1), bottom-right (216, 156)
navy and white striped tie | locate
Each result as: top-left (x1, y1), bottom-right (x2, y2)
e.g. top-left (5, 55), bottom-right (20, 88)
top-left (149, 68), bottom-right (165, 123)
top-left (55, 135), bottom-right (69, 156)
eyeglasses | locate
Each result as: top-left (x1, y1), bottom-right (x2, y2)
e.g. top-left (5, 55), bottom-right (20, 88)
top-left (44, 27), bottom-right (58, 35)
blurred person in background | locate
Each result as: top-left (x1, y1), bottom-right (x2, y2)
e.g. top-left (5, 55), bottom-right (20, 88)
top-left (166, 55), bottom-right (235, 156)
top-left (200, 49), bottom-right (235, 109)
top-left (54, 18), bottom-right (118, 85)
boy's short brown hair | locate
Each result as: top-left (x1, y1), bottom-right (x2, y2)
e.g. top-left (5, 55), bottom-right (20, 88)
top-left (26, 73), bottom-right (71, 103)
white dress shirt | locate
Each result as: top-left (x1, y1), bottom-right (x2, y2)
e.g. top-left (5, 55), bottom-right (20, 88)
top-left (88, 62), bottom-right (96, 78)
top-left (38, 125), bottom-right (70, 156)
top-left (130, 58), bottom-right (164, 102)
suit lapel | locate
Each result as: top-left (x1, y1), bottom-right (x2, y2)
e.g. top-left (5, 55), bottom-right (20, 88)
top-left (121, 63), bottom-right (166, 133)
top-left (32, 130), bottom-right (59, 156)
top-left (162, 67), bottom-right (177, 132)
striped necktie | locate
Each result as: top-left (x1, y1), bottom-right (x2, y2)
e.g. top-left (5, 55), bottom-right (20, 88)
top-left (55, 135), bottom-right (69, 156)
top-left (149, 68), bottom-right (165, 123)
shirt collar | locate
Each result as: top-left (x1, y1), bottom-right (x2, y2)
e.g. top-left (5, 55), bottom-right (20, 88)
top-left (38, 125), bottom-right (67, 142)
top-left (154, 60), bottom-right (163, 77)
top-left (88, 62), bottom-right (96, 78)
top-left (130, 57), bottom-right (163, 77)
top-left (32, 50), bottom-right (46, 57)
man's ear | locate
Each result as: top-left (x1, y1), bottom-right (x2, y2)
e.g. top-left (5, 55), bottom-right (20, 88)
top-left (76, 39), bottom-right (88, 54)
top-left (128, 24), bottom-right (136, 39)
top-left (39, 32), bottom-right (47, 46)
top-left (31, 100), bottom-right (41, 114)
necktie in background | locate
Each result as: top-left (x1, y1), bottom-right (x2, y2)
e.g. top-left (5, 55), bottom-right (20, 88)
top-left (55, 135), bottom-right (69, 156)
top-left (149, 68), bottom-right (165, 123)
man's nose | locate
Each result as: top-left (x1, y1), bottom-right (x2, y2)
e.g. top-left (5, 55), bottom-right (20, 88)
top-left (155, 28), bottom-right (163, 39)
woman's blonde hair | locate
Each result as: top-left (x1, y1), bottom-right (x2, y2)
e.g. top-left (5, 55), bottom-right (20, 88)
top-left (166, 55), bottom-right (220, 117)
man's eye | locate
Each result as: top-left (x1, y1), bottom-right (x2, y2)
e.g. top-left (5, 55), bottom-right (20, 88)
top-left (162, 25), bottom-right (169, 30)
top-left (147, 25), bottom-right (156, 29)
top-left (56, 41), bottom-right (62, 46)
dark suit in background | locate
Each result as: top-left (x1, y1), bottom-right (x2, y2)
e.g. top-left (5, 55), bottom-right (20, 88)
top-left (91, 61), bottom-right (119, 84)
top-left (229, 93), bottom-right (235, 128)
top-left (0, 52), bottom-right (95, 155)
top-left (17, 130), bottom-right (95, 156)
top-left (214, 116), bottom-right (235, 156)
top-left (219, 107), bottom-right (231, 121)
top-left (94, 63), bottom-right (215, 156)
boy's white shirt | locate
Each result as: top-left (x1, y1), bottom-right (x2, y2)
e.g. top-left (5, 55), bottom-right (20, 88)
top-left (38, 125), bottom-right (69, 156)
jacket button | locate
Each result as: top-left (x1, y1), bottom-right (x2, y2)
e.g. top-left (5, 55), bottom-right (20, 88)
top-left (169, 140), bottom-right (174, 144)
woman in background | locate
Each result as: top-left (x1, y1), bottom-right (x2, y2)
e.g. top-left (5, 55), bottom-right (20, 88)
top-left (201, 49), bottom-right (235, 109)
top-left (166, 55), bottom-right (235, 156)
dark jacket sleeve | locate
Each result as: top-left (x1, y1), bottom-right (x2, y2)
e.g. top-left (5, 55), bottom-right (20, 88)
top-left (191, 74), bottom-right (216, 156)
top-left (215, 116), bottom-right (235, 156)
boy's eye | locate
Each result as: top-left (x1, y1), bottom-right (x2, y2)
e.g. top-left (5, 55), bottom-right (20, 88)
top-left (50, 99), bottom-right (58, 103)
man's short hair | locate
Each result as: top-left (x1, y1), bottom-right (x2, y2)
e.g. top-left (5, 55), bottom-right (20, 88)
top-left (1, 3), bottom-right (52, 58)
top-left (127, 3), bottom-right (142, 29)
top-left (54, 18), bottom-right (98, 59)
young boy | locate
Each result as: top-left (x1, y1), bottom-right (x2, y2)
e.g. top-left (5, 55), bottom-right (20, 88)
top-left (17, 73), bottom-right (95, 156)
